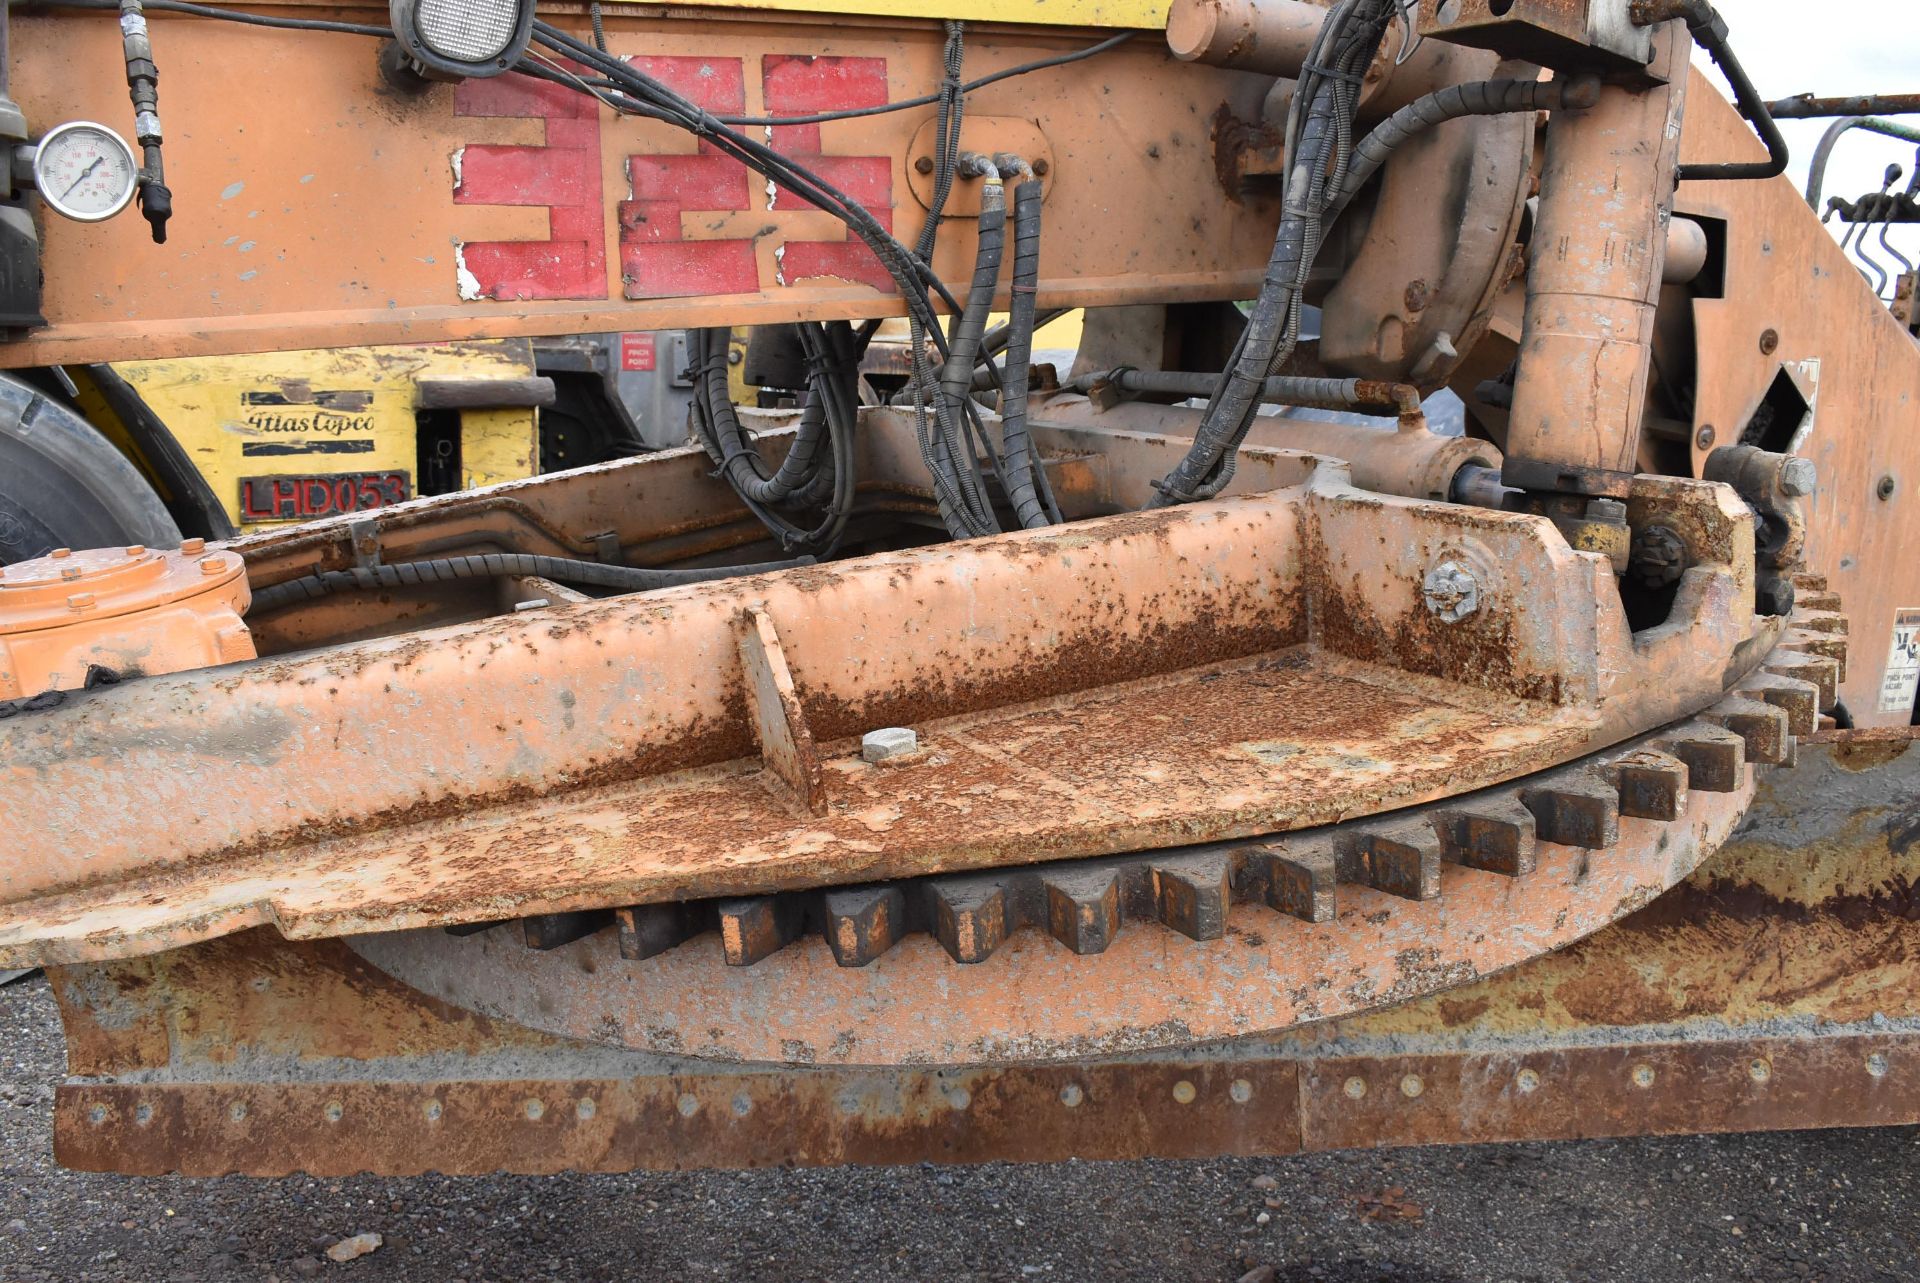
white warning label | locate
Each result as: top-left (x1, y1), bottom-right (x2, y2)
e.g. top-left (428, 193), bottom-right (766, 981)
top-left (1880, 607), bottom-right (1920, 714)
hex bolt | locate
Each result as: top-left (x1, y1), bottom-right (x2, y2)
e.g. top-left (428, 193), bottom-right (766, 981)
top-left (1031, 158), bottom-right (1050, 177)
top-left (1779, 457), bottom-right (1817, 498)
top-left (125, 544), bottom-right (146, 557)
top-left (913, 155), bottom-right (934, 175)
top-left (59, 565), bottom-right (82, 581)
top-left (200, 557), bottom-right (224, 577)
top-left (1421, 560), bottom-right (1480, 624)
top-left (66, 592), bottom-right (95, 611)
top-left (1630, 523), bottom-right (1686, 590)
top-left (50, 547), bottom-right (71, 559)
top-left (861, 726), bottom-right (920, 762)
top-left (179, 537), bottom-right (206, 555)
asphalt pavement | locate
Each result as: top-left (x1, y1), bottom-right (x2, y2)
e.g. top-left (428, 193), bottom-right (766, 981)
top-left (2, 973), bottom-right (1915, 1283)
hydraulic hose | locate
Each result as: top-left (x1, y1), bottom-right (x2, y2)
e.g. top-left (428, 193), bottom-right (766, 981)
top-left (991, 154), bottom-right (1056, 528)
top-left (1332, 76), bottom-right (1601, 214)
top-left (918, 156), bottom-right (1007, 537)
top-left (693, 331), bottom-right (833, 507)
top-left (1805, 116), bottom-right (1920, 208)
top-left (688, 323), bottom-right (860, 555)
top-left (248, 552), bottom-right (811, 615)
top-left (1629, 0), bottom-right (1788, 182)
top-left (1150, 0), bottom-right (1393, 507)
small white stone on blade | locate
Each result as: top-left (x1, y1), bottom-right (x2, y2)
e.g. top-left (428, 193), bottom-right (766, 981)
top-left (861, 727), bottom-right (919, 763)
top-left (325, 1232), bottom-right (383, 1263)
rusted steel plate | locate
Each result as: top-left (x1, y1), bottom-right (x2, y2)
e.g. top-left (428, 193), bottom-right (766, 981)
top-left (53, 1030), bottom-right (1920, 1176)
top-left (349, 764), bottom-right (1756, 1061)
top-left (0, 416), bottom-right (1770, 968)
top-left (1297, 1033), bottom-right (1920, 1152)
top-left (40, 732), bottom-right (1919, 1173)
top-left (53, 1061), bottom-right (1305, 1176)
top-left (5, 9), bottom-right (1280, 366)
top-left (1678, 81), bottom-right (1920, 727)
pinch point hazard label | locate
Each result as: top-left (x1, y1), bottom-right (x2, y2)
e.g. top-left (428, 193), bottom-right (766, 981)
top-left (1881, 606), bottom-right (1920, 714)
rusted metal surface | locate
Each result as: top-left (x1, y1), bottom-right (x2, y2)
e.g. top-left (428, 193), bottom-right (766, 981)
top-left (1500, 23), bottom-right (1688, 498)
top-left (41, 729), bottom-right (1920, 1175)
top-left (1314, 40), bottom-right (1531, 390)
top-left (347, 726), bottom-right (1763, 1062)
top-left (1674, 78), bottom-right (1920, 726)
top-left (0, 415), bottom-right (1778, 969)
top-left (1035, 392), bottom-right (1503, 501)
top-left (2, 6), bottom-right (1284, 367)
top-left (1765, 93), bottom-right (1920, 120)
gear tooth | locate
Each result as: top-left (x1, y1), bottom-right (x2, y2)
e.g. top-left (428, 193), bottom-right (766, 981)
top-left (928, 877), bottom-right (1009, 964)
top-left (1242, 841), bottom-right (1336, 922)
top-left (1791, 571), bottom-right (1828, 592)
top-left (1040, 867), bottom-right (1122, 955)
top-left (1519, 772), bottom-right (1621, 849)
top-left (1603, 747), bottom-right (1690, 821)
top-left (1434, 796), bottom-right (1538, 876)
top-left (1796, 588), bottom-right (1841, 612)
top-left (1762, 652), bottom-right (1840, 710)
top-left (520, 910), bottom-right (609, 951)
top-left (822, 886), bottom-right (908, 967)
top-left (716, 896), bottom-right (804, 966)
top-left (615, 903), bottom-right (706, 961)
top-left (1655, 721), bottom-right (1746, 792)
top-left (1351, 822), bottom-right (1441, 901)
top-left (1704, 696), bottom-right (1793, 764)
top-left (1782, 627), bottom-right (1847, 683)
top-left (1150, 851), bottom-right (1233, 941)
top-left (1795, 609), bottom-right (1848, 636)
top-left (1739, 671), bottom-right (1821, 737)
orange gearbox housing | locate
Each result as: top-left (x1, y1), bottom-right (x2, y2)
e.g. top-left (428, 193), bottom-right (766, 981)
top-left (0, 539), bottom-right (254, 700)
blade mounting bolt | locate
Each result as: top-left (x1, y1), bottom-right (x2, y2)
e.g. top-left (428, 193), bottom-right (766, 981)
top-left (1779, 457), bottom-right (1816, 497)
top-left (1422, 560), bottom-right (1480, 623)
top-left (861, 727), bottom-right (920, 762)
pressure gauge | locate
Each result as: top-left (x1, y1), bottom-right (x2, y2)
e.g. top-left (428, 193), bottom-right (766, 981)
top-left (31, 121), bottom-right (139, 223)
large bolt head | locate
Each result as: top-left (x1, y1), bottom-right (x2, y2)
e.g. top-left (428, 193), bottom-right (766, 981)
top-left (861, 727), bottom-right (920, 763)
top-left (1779, 457), bottom-right (1817, 498)
top-left (1422, 560), bottom-right (1480, 624)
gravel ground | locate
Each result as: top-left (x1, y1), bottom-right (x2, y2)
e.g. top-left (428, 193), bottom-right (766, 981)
top-left (3, 974), bottom-right (1916, 1283)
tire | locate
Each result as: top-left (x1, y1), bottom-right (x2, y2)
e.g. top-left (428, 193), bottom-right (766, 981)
top-left (0, 372), bottom-right (180, 564)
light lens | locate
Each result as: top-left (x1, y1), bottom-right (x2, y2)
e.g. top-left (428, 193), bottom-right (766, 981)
top-left (414, 0), bottom-right (519, 62)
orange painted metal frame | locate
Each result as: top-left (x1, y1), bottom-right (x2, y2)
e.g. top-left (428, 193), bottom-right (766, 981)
top-left (3, 7), bottom-right (1279, 365)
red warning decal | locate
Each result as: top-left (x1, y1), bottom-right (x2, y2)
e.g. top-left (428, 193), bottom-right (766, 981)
top-left (453, 55), bottom-right (896, 303)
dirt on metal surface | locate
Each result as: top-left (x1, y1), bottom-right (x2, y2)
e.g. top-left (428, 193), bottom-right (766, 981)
top-left (0, 440), bottom-right (1775, 970)
top-left (29, 730), bottom-right (1910, 1179)
top-left (6, 967), bottom-right (1919, 1283)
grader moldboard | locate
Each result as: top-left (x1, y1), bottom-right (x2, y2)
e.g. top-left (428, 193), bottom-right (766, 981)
top-left (0, 0), bottom-right (1916, 1176)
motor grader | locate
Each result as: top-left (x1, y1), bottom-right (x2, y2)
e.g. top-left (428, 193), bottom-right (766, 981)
top-left (0, 0), bottom-right (1916, 1177)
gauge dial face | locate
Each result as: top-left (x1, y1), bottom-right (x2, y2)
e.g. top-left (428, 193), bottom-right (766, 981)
top-left (33, 122), bottom-right (138, 222)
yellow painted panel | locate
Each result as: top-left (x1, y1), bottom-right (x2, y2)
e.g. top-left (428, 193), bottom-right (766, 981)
top-left (112, 340), bottom-right (542, 531)
top-left (678, 0), bottom-right (1170, 26)
top-left (461, 408), bottom-right (540, 490)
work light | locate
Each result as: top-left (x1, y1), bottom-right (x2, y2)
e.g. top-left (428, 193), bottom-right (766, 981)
top-left (389, 0), bottom-right (534, 79)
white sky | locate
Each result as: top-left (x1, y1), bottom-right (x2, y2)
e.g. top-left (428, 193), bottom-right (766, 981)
top-left (1698, 0), bottom-right (1920, 295)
